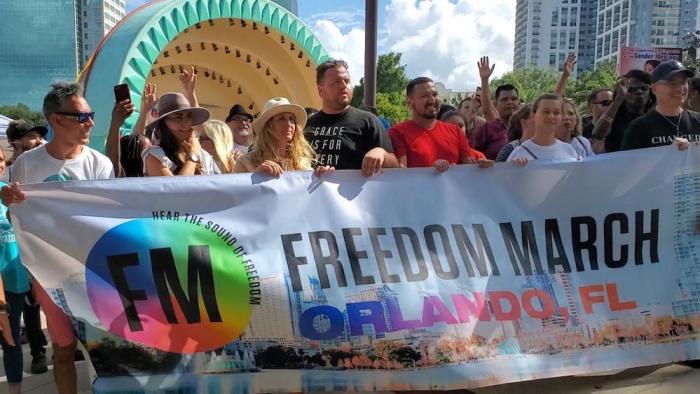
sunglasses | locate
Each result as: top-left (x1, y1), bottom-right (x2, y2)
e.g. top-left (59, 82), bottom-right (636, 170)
top-left (628, 85), bottom-right (650, 93)
top-left (594, 100), bottom-right (613, 106)
top-left (56, 111), bottom-right (95, 123)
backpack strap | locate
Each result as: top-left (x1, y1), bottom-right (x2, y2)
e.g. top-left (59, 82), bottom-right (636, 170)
top-left (521, 144), bottom-right (538, 160)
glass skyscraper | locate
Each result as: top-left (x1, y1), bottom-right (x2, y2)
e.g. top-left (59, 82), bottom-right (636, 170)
top-left (0, 1), bottom-right (80, 110)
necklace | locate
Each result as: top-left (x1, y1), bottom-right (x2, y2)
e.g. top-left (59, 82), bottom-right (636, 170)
top-left (657, 109), bottom-right (683, 135)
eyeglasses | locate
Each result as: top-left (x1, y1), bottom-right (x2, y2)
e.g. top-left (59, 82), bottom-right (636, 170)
top-left (594, 100), bottom-right (613, 106)
top-left (55, 111), bottom-right (95, 123)
top-left (628, 85), bottom-right (650, 93)
top-left (230, 116), bottom-right (252, 123)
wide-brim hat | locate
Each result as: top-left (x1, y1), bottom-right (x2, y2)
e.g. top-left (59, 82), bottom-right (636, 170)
top-left (651, 60), bottom-right (696, 83)
top-left (146, 92), bottom-right (210, 130)
top-left (225, 104), bottom-right (254, 123)
top-left (252, 97), bottom-right (307, 134)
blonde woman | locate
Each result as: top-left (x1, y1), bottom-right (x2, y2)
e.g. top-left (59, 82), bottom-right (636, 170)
top-left (234, 98), bottom-right (333, 176)
top-left (200, 120), bottom-right (235, 173)
top-left (558, 98), bottom-right (594, 158)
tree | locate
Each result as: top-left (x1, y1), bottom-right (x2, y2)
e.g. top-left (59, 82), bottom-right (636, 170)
top-left (351, 52), bottom-right (411, 125)
top-left (0, 103), bottom-right (46, 125)
top-left (489, 68), bottom-right (560, 104)
top-left (376, 92), bottom-right (409, 125)
top-left (570, 60), bottom-right (618, 104)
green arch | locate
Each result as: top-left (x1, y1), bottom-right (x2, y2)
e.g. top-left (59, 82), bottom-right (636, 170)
top-left (83, 0), bottom-right (329, 150)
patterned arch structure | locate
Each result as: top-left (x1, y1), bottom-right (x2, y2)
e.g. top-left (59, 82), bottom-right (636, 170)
top-left (80, 0), bottom-right (329, 150)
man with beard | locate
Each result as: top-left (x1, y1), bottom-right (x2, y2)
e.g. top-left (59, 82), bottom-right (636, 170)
top-left (622, 60), bottom-right (700, 149)
top-left (304, 59), bottom-right (397, 176)
top-left (225, 104), bottom-right (254, 159)
top-left (591, 70), bottom-right (654, 153)
top-left (472, 56), bottom-right (521, 159)
top-left (388, 77), bottom-right (491, 172)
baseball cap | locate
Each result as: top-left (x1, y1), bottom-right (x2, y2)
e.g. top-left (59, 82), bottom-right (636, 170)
top-left (6, 120), bottom-right (48, 141)
top-left (651, 60), bottom-right (696, 83)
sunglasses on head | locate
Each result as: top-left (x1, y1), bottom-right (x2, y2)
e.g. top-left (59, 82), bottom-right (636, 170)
top-left (56, 111), bottom-right (95, 123)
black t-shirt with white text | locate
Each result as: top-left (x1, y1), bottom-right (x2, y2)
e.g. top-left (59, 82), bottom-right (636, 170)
top-left (621, 109), bottom-right (700, 150)
top-left (304, 106), bottom-right (393, 170)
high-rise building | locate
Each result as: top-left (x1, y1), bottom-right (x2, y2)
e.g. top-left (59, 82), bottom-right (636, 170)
top-left (514, 0), bottom-right (700, 73)
top-left (1, 1), bottom-right (80, 109)
top-left (245, 276), bottom-right (296, 341)
top-left (595, 0), bottom-right (698, 66)
top-left (0, 1), bottom-right (125, 109)
top-left (80, 1), bottom-right (127, 66)
top-left (513, 0), bottom-right (584, 76)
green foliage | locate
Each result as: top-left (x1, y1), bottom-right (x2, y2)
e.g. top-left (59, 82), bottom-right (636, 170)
top-left (488, 61), bottom-right (618, 117)
top-left (569, 60), bottom-right (618, 105)
top-left (0, 103), bottom-right (46, 126)
top-left (352, 52), bottom-right (411, 124)
top-left (377, 52), bottom-right (410, 94)
top-left (489, 68), bottom-right (560, 104)
top-left (376, 91), bottom-right (409, 125)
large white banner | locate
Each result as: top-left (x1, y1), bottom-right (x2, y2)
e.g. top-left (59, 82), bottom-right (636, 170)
top-left (10, 146), bottom-right (700, 392)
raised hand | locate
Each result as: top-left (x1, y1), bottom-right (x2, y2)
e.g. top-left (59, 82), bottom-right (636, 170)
top-left (563, 53), bottom-right (577, 77)
top-left (478, 56), bottom-right (495, 81)
top-left (141, 83), bottom-right (157, 113)
top-left (179, 66), bottom-right (197, 95)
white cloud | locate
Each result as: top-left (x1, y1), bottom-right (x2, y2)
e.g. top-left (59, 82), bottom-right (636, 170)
top-left (308, 0), bottom-right (515, 91)
top-left (311, 20), bottom-right (367, 86)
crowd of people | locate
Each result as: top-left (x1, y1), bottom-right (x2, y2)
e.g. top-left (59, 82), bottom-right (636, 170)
top-left (0, 54), bottom-right (699, 393)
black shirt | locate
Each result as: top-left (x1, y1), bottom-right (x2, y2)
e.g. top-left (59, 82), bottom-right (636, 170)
top-left (606, 106), bottom-right (645, 153)
top-left (621, 109), bottom-right (700, 150)
top-left (581, 115), bottom-right (594, 139)
top-left (304, 106), bottom-right (393, 169)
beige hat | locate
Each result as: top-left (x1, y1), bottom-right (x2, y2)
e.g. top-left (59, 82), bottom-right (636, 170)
top-left (252, 97), bottom-right (307, 134)
top-left (146, 92), bottom-right (210, 130)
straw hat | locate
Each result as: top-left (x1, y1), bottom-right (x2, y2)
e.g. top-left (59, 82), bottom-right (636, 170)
top-left (252, 97), bottom-right (307, 134)
top-left (146, 92), bottom-right (210, 130)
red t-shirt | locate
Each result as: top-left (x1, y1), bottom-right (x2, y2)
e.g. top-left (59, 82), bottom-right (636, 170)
top-left (388, 120), bottom-right (486, 168)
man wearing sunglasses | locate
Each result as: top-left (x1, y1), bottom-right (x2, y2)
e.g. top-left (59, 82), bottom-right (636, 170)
top-left (1, 82), bottom-right (114, 394)
top-left (622, 61), bottom-right (700, 150)
top-left (591, 70), bottom-right (655, 153)
top-left (581, 89), bottom-right (613, 139)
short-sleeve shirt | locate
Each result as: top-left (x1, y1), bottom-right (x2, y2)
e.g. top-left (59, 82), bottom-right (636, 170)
top-left (304, 106), bottom-right (393, 169)
top-left (507, 139), bottom-right (580, 163)
top-left (0, 182), bottom-right (30, 294)
top-left (496, 140), bottom-right (521, 162)
top-left (472, 118), bottom-right (509, 160)
top-left (621, 109), bottom-right (700, 150)
top-left (142, 146), bottom-right (220, 175)
top-left (388, 120), bottom-right (485, 167)
top-left (7, 145), bottom-right (114, 184)
top-left (570, 136), bottom-right (595, 158)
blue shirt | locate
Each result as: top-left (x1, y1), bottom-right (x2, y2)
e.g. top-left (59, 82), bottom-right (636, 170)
top-left (0, 181), bottom-right (30, 294)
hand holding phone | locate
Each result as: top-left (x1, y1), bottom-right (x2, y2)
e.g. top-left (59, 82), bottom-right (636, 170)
top-left (114, 83), bottom-right (131, 103)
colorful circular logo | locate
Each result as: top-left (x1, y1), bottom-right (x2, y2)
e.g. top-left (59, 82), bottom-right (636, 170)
top-left (85, 218), bottom-right (251, 353)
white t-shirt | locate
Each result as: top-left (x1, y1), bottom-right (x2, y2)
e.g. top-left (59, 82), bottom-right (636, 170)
top-left (232, 143), bottom-right (250, 155)
top-left (570, 136), bottom-right (595, 158)
top-left (507, 139), bottom-right (580, 164)
top-left (142, 146), bottom-right (220, 175)
top-left (7, 145), bottom-right (114, 184)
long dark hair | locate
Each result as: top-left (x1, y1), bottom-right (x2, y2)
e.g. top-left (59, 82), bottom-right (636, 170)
top-left (120, 134), bottom-right (144, 177)
top-left (155, 119), bottom-right (202, 175)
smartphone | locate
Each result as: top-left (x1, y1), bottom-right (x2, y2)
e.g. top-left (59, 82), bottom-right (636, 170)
top-left (114, 83), bottom-right (131, 103)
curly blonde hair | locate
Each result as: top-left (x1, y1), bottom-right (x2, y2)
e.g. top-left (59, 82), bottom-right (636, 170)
top-left (247, 115), bottom-right (316, 170)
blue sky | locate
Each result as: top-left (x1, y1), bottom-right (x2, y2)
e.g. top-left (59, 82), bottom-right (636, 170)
top-left (124, 1), bottom-right (516, 91)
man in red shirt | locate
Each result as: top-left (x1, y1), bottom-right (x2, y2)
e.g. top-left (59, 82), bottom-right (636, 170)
top-left (389, 77), bottom-right (492, 172)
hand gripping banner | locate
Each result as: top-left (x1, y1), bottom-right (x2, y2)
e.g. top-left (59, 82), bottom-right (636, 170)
top-left (10, 146), bottom-right (700, 392)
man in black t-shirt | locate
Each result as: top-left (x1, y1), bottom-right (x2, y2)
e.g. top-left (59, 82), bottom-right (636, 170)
top-left (304, 59), bottom-right (398, 176)
top-left (622, 61), bottom-right (700, 150)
